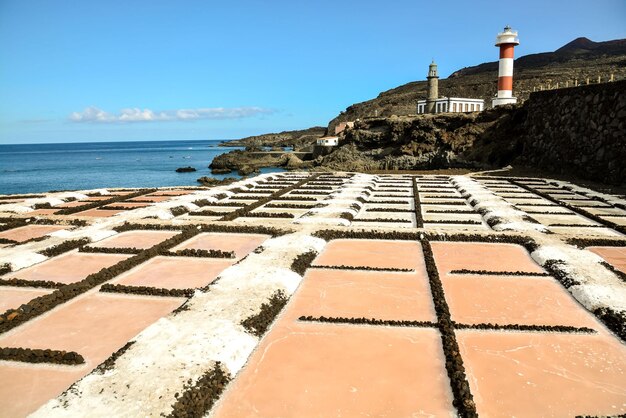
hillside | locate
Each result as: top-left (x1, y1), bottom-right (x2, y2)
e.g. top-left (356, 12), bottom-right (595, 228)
top-left (315, 80), bottom-right (625, 185)
top-left (328, 37), bottom-right (626, 132)
top-left (221, 126), bottom-right (326, 149)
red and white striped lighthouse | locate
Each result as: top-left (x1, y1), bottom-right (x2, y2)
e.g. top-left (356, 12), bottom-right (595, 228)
top-left (492, 25), bottom-right (520, 107)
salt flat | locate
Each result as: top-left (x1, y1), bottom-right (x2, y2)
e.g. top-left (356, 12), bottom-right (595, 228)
top-left (0, 171), bottom-right (625, 417)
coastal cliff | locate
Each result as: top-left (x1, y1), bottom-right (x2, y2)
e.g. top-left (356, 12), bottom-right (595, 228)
top-left (214, 37), bottom-right (626, 185)
top-left (316, 106), bottom-right (522, 172)
top-left (221, 127), bottom-right (326, 149)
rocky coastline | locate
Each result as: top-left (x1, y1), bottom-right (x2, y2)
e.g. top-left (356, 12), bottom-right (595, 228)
top-left (207, 37), bottom-right (626, 185)
top-left (211, 79), bottom-right (625, 186)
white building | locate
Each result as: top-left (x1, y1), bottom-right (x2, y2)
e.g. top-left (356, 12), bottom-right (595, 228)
top-left (417, 61), bottom-right (484, 114)
top-left (417, 97), bottom-right (484, 114)
top-left (316, 136), bottom-right (339, 146)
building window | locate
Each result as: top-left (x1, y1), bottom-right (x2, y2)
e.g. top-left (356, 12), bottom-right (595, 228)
top-left (453, 103), bottom-right (457, 112)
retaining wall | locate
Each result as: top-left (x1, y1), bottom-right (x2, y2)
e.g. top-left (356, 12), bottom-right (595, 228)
top-left (520, 80), bottom-right (626, 185)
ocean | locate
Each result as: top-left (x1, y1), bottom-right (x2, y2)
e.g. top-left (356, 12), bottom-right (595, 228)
top-left (0, 140), bottom-right (283, 195)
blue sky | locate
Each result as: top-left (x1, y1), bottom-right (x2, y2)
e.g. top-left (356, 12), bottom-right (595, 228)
top-left (1, 0), bottom-right (624, 144)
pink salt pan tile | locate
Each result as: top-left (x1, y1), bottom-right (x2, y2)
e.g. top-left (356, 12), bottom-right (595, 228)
top-left (0, 292), bottom-right (183, 365)
top-left (0, 287), bottom-right (52, 312)
top-left (73, 208), bottom-right (125, 217)
top-left (0, 364), bottom-right (88, 418)
top-left (442, 276), bottom-right (601, 328)
top-left (430, 241), bottom-right (545, 274)
top-left (10, 252), bottom-right (129, 284)
top-left (148, 190), bottom-right (192, 196)
top-left (107, 191), bottom-right (138, 195)
top-left (55, 200), bottom-right (91, 208)
top-left (0, 225), bottom-right (66, 243)
top-left (27, 209), bottom-right (60, 216)
top-left (313, 239), bottom-right (424, 270)
top-left (92, 230), bottom-right (179, 250)
top-left (458, 331), bottom-right (626, 417)
top-left (85, 195), bottom-right (115, 201)
top-left (102, 202), bottom-right (151, 208)
top-left (212, 323), bottom-right (454, 417)
top-left (112, 256), bottom-right (233, 289)
top-left (125, 196), bottom-right (172, 203)
top-left (0, 292), bottom-right (183, 416)
top-left (588, 246), bottom-right (626, 274)
top-left (172, 232), bottom-right (270, 259)
top-left (285, 267), bottom-right (436, 322)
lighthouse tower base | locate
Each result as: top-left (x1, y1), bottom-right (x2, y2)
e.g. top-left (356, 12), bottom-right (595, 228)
top-left (492, 96), bottom-right (518, 107)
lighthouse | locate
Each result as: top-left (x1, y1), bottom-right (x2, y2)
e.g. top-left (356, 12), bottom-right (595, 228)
top-left (426, 60), bottom-right (439, 113)
top-left (492, 26), bottom-right (520, 107)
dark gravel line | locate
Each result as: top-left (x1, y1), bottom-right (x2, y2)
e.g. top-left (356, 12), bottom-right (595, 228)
top-left (167, 362), bottom-right (231, 418)
top-left (0, 346), bottom-right (85, 365)
top-left (412, 177), bottom-right (424, 228)
top-left (299, 316), bottom-right (437, 328)
top-left (312, 265), bottom-right (414, 273)
top-left (100, 283), bottom-right (194, 298)
top-left (449, 269), bottom-right (549, 276)
top-left (421, 239), bottom-right (477, 417)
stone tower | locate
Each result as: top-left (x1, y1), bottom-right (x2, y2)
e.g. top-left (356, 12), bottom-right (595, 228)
top-left (426, 60), bottom-right (439, 113)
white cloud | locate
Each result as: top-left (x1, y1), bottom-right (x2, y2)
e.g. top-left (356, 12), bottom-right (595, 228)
top-left (69, 106), bottom-right (274, 123)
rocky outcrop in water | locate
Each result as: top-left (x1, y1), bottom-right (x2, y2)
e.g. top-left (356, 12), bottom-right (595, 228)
top-left (210, 150), bottom-right (282, 172)
top-left (209, 149), bottom-right (314, 174)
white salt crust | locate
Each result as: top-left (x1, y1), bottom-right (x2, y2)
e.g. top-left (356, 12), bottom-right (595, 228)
top-left (452, 176), bottom-right (548, 233)
top-left (0, 250), bottom-right (47, 271)
top-left (295, 174), bottom-right (376, 226)
top-left (531, 243), bottom-right (626, 311)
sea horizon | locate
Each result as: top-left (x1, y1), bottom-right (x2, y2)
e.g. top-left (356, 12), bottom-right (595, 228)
top-left (1, 138), bottom-right (237, 146)
top-left (0, 139), bottom-right (282, 195)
